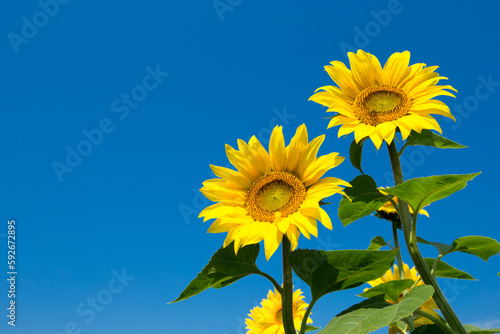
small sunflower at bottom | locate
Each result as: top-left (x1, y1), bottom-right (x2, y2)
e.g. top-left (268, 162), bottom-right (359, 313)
top-left (245, 288), bottom-right (312, 334)
top-left (365, 263), bottom-right (441, 334)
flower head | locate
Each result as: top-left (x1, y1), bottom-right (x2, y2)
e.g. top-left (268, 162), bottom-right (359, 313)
top-left (245, 288), bottom-right (312, 334)
top-left (310, 50), bottom-right (456, 149)
top-left (365, 263), bottom-right (440, 332)
top-left (376, 189), bottom-right (429, 223)
top-left (199, 124), bottom-right (349, 260)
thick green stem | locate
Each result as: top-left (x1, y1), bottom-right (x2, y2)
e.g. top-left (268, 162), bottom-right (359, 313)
top-left (282, 236), bottom-right (296, 334)
top-left (387, 141), bottom-right (466, 334)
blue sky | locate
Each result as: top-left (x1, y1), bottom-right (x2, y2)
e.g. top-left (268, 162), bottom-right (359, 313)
top-left (1, 1), bottom-right (499, 333)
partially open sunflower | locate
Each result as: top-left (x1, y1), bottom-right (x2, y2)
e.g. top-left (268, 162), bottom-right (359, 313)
top-left (365, 263), bottom-right (441, 333)
top-left (310, 50), bottom-right (456, 148)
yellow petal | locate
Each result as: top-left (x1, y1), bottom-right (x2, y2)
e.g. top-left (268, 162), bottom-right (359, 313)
top-left (302, 153), bottom-right (345, 187)
top-left (301, 206), bottom-right (333, 230)
top-left (269, 126), bottom-right (286, 171)
top-left (264, 225), bottom-right (283, 260)
top-left (210, 164), bottom-right (250, 188)
top-left (286, 124), bottom-right (308, 173)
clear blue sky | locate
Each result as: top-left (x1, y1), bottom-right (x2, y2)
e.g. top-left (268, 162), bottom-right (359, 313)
top-left (1, 1), bottom-right (499, 333)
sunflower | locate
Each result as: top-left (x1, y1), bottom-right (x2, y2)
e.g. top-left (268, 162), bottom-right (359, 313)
top-left (376, 189), bottom-right (429, 223)
top-left (365, 263), bottom-right (440, 333)
top-left (309, 50), bottom-right (457, 149)
top-left (199, 124), bottom-right (349, 260)
top-left (245, 288), bottom-right (312, 334)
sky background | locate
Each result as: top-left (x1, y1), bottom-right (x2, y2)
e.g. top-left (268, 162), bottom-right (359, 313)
top-left (1, 1), bottom-right (500, 333)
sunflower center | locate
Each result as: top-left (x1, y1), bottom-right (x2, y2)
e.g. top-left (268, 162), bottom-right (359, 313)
top-left (354, 85), bottom-right (411, 126)
top-left (246, 171), bottom-right (306, 222)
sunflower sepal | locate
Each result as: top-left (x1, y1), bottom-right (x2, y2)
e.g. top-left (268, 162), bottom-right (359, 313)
top-left (316, 285), bottom-right (435, 334)
top-left (367, 236), bottom-right (393, 251)
top-left (289, 248), bottom-right (398, 300)
top-left (338, 175), bottom-right (389, 226)
top-left (359, 279), bottom-right (415, 304)
top-left (170, 242), bottom-right (268, 303)
top-left (390, 321), bottom-right (409, 334)
top-left (304, 325), bottom-right (321, 332)
top-left (399, 130), bottom-right (467, 156)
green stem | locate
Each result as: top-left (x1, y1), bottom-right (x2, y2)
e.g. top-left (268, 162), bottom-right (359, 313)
top-left (387, 141), bottom-right (466, 334)
top-left (414, 309), bottom-right (456, 334)
top-left (392, 222), bottom-right (405, 280)
top-left (299, 298), bottom-right (317, 334)
top-left (431, 254), bottom-right (444, 278)
top-left (257, 270), bottom-right (283, 294)
top-left (392, 207), bottom-right (414, 331)
top-left (282, 236), bottom-right (296, 334)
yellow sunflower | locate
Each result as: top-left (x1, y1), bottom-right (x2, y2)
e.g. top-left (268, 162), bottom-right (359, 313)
top-left (365, 263), bottom-right (440, 333)
top-left (199, 124), bottom-right (349, 260)
top-left (376, 189), bottom-right (429, 222)
top-left (245, 288), bottom-right (312, 334)
top-left (309, 50), bottom-right (457, 149)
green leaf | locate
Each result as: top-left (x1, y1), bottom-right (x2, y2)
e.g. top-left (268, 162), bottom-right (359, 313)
top-left (367, 236), bottom-right (392, 251)
top-left (290, 249), bottom-right (398, 300)
top-left (170, 243), bottom-right (260, 303)
top-left (317, 285), bottom-right (435, 334)
top-left (464, 324), bottom-right (500, 333)
top-left (417, 237), bottom-right (453, 255)
top-left (419, 236), bottom-right (500, 262)
top-left (338, 175), bottom-right (388, 226)
top-left (423, 258), bottom-right (475, 280)
top-left (359, 279), bottom-right (415, 303)
top-left (405, 130), bottom-right (467, 150)
top-left (305, 325), bottom-right (321, 332)
top-left (349, 138), bottom-right (367, 174)
top-left (412, 324), bottom-right (447, 333)
top-left (385, 173), bottom-right (480, 213)
top-left (450, 236), bottom-right (500, 261)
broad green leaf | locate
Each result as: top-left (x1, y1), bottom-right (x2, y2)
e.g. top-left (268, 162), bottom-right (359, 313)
top-left (170, 243), bottom-right (260, 303)
top-left (290, 249), bottom-right (397, 300)
top-left (423, 258), bottom-right (475, 280)
top-left (358, 279), bottom-right (415, 303)
top-left (338, 175), bottom-right (388, 226)
top-left (405, 130), bottom-right (467, 150)
top-left (317, 285), bottom-right (435, 334)
top-left (349, 138), bottom-right (367, 174)
top-left (412, 324), bottom-right (447, 333)
top-left (385, 173), bottom-right (480, 213)
top-left (417, 237), bottom-right (453, 255)
top-left (464, 324), bottom-right (500, 333)
top-left (305, 325), bottom-right (321, 332)
top-left (419, 236), bottom-right (500, 262)
top-left (367, 236), bottom-right (392, 251)
top-left (450, 236), bottom-right (500, 261)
